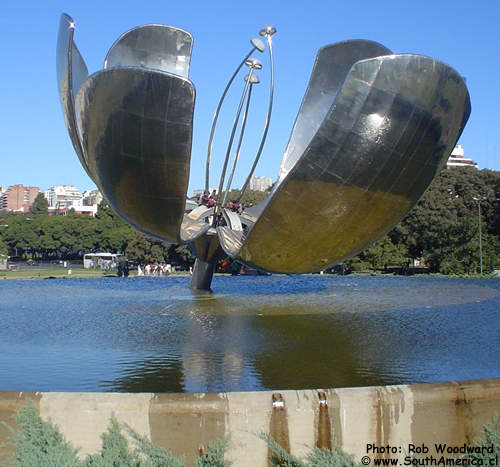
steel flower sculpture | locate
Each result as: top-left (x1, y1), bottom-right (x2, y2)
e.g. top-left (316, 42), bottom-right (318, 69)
top-left (57, 13), bottom-right (470, 290)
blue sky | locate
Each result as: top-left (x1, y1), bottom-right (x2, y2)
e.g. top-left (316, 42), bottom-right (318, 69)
top-left (0, 0), bottom-right (498, 194)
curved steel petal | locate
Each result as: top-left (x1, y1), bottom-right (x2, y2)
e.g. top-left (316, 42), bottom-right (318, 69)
top-left (56, 13), bottom-right (92, 178)
top-left (75, 68), bottom-right (195, 243)
top-left (277, 40), bottom-right (392, 184)
top-left (236, 53), bottom-right (470, 273)
top-left (104, 25), bottom-right (193, 78)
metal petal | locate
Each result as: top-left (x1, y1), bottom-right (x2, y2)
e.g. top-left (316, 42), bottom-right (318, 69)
top-left (277, 40), bottom-right (392, 183)
top-left (75, 68), bottom-right (195, 243)
top-left (56, 13), bottom-right (92, 178)
top-left (236, 54), bottom-right (470, 273)
top-left (104, 25), bottom-right (193, 78)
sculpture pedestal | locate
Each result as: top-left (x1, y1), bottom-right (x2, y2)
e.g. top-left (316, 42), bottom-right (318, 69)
top-left (189, 258), bottom-right (216, 291)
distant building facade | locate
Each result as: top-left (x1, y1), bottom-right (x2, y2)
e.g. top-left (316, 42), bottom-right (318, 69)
top-left (446, 145), bottom-right (478, 169)
top-left (43, 185), bottom-right (83, 210)
top-left (0, 184), bottom-right (39, 212)
top-left (42, 185), bottom-right (101, 216)
top-left (249, 176), bottom-right (272, 191)
top-left (82, 189), bottom-right (103, 206)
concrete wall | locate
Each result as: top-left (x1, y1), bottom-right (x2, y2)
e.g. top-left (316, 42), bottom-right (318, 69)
top-left (0, 378), bottom-right (498, 466)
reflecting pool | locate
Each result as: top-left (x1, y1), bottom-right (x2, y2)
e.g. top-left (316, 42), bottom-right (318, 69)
top-left (0, 275), bottom-right (498, 392)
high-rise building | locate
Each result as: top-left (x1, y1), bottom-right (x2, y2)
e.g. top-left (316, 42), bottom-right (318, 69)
top-left (446, 145), bottom-right (478, 169)
top-left (0, 185), bottom-right (39, 212)
top-left (43, 185), bottom-right (83, 209)
top-left (249, 176), bottom-right (272, 192)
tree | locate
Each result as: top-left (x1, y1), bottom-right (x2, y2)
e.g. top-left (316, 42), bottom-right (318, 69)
top-left (393, 167), bottom-right (499, 273)
top-left (361, 235), bottom-right (408, 270)
top-left (225, 189), bottom-right (269, 206)
top-left (125, 233), bottom-right (170, 264)
top-left (30, 193), bottom-right (49, 215)
top-left (0, 237), bottom-right (7, 256)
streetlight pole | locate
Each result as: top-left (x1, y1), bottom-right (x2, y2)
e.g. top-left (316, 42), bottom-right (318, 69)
top-left (472, 196), bottom-right (485, 275)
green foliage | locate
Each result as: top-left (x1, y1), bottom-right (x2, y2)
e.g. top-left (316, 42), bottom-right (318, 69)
top-left (30, 193), bottom-right (49, 215)
top-left (125, 233), bottom-right (170, 264)
top-left (258, 433), bottom-right (304, 466)
top-left (305, 447), bottom-right (359, 466)
top-left (4, 403), bottom-right (80, 466)
top-left (122, 424), bottom-right (184, 467)
top-left (393, 167), bottom-right (499, 273)
top-left (4, 406), bottom-right (225, 467)
top-left (225, 189), bottom-right (269, 206)
top-left (3, 405), bottom-right (500, 467)
top-left (1, 168), bottom-right (498, 272)
top-left (464, 414), bottom-right (500, 465)
top-left (259, 432), bottom-right (363, 466)
top-left (194, 438), bottom-right (231, 467)
top-left (0, 237), bottom-right (7, 256)
top-left (357, 235), bottom-right (408, 270)
top-left (85, 415), bottom-right (141, 466)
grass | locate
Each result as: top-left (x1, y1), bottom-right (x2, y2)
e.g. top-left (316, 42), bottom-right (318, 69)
top-left (0, 268), bottom-right (196, 280)
top-left (0, 268), bottom-right (117, 280)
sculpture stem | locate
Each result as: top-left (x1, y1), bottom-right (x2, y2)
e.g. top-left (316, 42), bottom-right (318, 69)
top-left (205, 47), bottom-right (257, 194)
top-left (215, 67), bottom-right (254, 212)
top-left (222, 84), bottom-right (254, 207)
top-left (189, 258), bottom-right (216, 291)
top-left (238, 34), bottom-right (275, 202)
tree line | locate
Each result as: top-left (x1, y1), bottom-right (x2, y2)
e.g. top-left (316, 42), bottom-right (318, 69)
top-left (0, 168), bottom-right (498, 274)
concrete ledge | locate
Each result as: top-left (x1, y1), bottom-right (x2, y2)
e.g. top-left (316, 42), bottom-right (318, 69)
top-left (0, 378), bottom-right (498, 466)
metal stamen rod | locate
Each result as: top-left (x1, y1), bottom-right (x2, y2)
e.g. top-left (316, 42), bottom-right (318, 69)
top-left (204, 38), bottom-right (265, 193)
top-left (222, 75), bottom-right (259, 207)
top-left (214, 65), bottom-right (257, 215)
top-left (238, 26), bottom-right (276, 202)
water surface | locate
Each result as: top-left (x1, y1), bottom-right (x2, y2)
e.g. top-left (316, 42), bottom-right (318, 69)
top-left (0, 275), bottom-right (498, 392)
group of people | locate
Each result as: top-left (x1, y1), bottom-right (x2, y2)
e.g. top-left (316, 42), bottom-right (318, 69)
top-left (195, 189), bottom-right (218, 208)
top-left (137, 263), bottom-right (173, 276)
top-left (117, 260), bottom-right (130, 277)
top-left (194, 189), bottom-right (245, 214)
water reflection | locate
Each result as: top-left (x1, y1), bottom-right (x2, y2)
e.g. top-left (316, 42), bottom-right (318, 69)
top-left (0, 276), bottom-right (498, 392)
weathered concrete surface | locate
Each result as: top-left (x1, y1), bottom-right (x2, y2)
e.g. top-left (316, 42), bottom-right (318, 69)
top-left (0, 378), bottom-right (498, 466)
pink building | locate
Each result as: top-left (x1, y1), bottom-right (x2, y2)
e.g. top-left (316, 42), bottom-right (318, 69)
top-left (0, 185), bottom-right (39, 212)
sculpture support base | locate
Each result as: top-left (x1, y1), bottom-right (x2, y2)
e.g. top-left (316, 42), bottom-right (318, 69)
top-left (190, 258), bottom-right (216, 291)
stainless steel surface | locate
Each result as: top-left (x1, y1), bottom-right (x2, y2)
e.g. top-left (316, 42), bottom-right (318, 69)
top-left (238, 27), bottom-right (277, 202)
top-left (75, 68), bottom-right (194, 243)
top-left (259, 25), bottom-right (277, 37)
top-left (56, 13), bottom-right (91, 178)
top-left (237, 51), bottom-right (470, 273)
top-left (251, 38), bottom-right (265, 52)
top-left (204, 38), bottom-right (265, 193)
top-left (104, 25), bottom-right (193, 78)
top-left (222, 83), bottom-right (255, 206)
top-left (244, 74), bottom-right (260, 84)
top-left (57, 14), bottom-right (195, 244)
top-left (57, 15), bottom-right (471, 289)
top-left (277, 40), bottom-right (391, 183)
top-left (215, 66), bottom-right (255, 209)
top-left (190, 258), bottom-right (216, 290)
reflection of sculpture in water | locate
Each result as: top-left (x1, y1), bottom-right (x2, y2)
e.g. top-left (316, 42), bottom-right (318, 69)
top-left (57, 13), bottom-right (470, 291)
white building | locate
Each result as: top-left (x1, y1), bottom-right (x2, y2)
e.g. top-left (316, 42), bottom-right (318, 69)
top-left (82, 189), bottom-right (103, 206)
top-left (446, 145), bottom-right (478, 169)
top-left (43, 185), bottom-right (83, 209)
top-left (249, 176), bottom-right (272, 191)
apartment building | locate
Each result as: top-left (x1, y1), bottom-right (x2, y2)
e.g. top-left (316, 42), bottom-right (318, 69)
top-left (249, 176), bottom-right (272, 191)
top-left (0, 184), bottom-right (39, 212)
